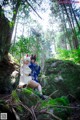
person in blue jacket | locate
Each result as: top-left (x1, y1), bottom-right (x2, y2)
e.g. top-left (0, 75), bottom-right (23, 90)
top-left (29, 55), bottom-right (41, 83)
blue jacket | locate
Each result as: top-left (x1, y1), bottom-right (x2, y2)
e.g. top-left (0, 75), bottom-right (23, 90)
top-left (29, 62), bottom-right (41, 82)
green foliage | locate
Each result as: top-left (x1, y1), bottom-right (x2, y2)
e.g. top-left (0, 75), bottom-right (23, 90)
top-left (10, 36), bottom-right (42, 63)
top-left (50, 96), bottom-right (69, 106)
top-left (0, 100), bottom-right (10, 113)
top-left (56, 48), bottom-right (80, 63)
top-left (0, 100), bottom-right (6, 106)
top-left (17, 88), bottom-right (40, 107)
top-left (13, 10), bottom-right (16, 15)
top-left (10, 36), bottom-right (44, 62)
top-left (9, 21), bottom-right (14, 28)
top-left (21, 88), bottom-right (34, 95)
top-left (12, 90), bottom-right (20, 103)
top-left (42, 96), bottom-right (69, 107)
top-left (44, 58), bottom-right (80, 100)
top-left (8, 53), bottom-right (19, 63)
top-left (42, 96), bottom-right (71, 120)
top-left (12, 90), bottom-right (23, 112)
top-left (52, 97), bottom-right (70, 120)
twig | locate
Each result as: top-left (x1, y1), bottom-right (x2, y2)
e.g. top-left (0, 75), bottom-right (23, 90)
top-left (50, 105), bottom-right (80, 109)
top-left (12, 108), bottom-right (20, 120)
top-left (44, 90), bottom-right (59, 102)
top-left (39, 111), bottom-right (62, 120)
top-left (40, 108), bottom-right (48, 113)
top-left (19, 101), bottom-right (33, 115)
top-left (34, 101), bottom-right (41, 110)
top-left (48, 90), bottom-right (59, 98)
top-left (31, 106), bottom-right (37, 120)
top-left (0, 94), bottom-right (11, 100)
top-left (34, 90), bottom-right (59, 111)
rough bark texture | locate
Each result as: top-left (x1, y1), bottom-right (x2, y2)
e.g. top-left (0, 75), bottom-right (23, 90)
top-left (0, 5), bottom-right (12, 61)
top-left (63, 4), bottom-right (79, 49)
top-left (0, 0), bottom-right (21, 93)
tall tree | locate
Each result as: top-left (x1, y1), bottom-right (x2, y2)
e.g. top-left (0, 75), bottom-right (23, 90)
top-left (0, 0), bottom-right (21, 61)
top-left (0, 0), bottom-right (43, 93)
top-left (58, 0), bottom-right (79, 49)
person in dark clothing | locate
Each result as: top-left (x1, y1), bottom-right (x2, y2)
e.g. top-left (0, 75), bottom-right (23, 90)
top-left (18, 55), bottom-right (45, 100)
top-left (29, 55), bottom-right (41, 83)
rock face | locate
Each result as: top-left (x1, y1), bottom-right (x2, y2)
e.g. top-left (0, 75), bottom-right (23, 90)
top-left (43, 59), bottom-right (80, 99)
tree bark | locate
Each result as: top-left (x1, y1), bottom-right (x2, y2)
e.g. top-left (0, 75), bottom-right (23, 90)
top-left (0, 0), bottom-right (21, 61)
top-left (0, 0), bottom-right (21, 94)
top-left (63, 4), bottom-right (79, 49)
top-left (70, 4), bottom-right (80, 32)
top-left (0, 5), bottom-right (12, 61)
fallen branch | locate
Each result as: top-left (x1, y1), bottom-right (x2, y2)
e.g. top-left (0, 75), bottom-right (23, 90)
top-left (39, 111), bottom-right (62, 120)
top-left (12, 108), bottom-right (20, 120)
top-left (0, 94), bottom-right (11, 100)
top-left (19, 101), bottom-right (33, 115)
top-left (50, 105), bottom-right (80, 109)
top-left (19, 101), bottom-right (38, 120)
top-left (31, 106), bottom-right (37, 120)
top-left (34, 102), bottom-right (41, 110)
top-left (34, 90), bottom-right (59, 109)
top-left (48, 90), bottom-right (59, 98)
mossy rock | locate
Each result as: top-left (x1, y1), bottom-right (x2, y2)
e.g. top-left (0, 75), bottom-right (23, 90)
top-left (41, 96), bottom-right (71, 120)
top-left (43, 59), bottom-right (80, 99)
top-left (11, 89), bottom-right (42, 119)
top-left (16, 88), bottom-right (40, 107)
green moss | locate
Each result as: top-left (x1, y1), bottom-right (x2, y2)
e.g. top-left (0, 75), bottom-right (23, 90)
top-left (44, 58), bottom-right (80, 99)
top-left (17, 88), bottom-right (40, 107)
top-left (41, 96), bottom-right (71, 120)
top-left (12, 90), bottom-right (20, 103)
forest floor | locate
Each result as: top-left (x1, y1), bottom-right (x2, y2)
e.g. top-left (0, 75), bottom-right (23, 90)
top-left (69, 101), bottom-right (80, 120)
top-left (0, 93), bottom-right (80, 120)
top-left (44, 58), bottom-right (80, 120)
top-left (0, 57), bottom-right (80, 120)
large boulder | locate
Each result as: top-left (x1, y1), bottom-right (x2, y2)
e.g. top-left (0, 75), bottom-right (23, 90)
top-left (43, 59), bottom-right (80, 99)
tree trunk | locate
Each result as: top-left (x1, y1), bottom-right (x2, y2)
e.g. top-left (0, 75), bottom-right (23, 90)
top-left (71, 4), bottom-right (80, 32)
top-left (59, 5), bottom-right (68, 49)
top-left (68, 4), bottom-right (79, 49)
top-left (0, 6), bottom-right (12, 61)
top-left (62, 6), bottom-right (72, 49)
top-left (68, 5), bottom-right (75, 28)
top-left (0, 0), bottom-right (21, 94)
top-left (63, 4), bottom-right (79, 49)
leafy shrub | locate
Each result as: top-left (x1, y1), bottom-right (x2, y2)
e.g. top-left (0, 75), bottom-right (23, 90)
top-left (56, 48), bottom-right (80, 63)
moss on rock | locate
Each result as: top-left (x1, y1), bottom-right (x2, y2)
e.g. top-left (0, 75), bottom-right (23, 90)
top-left (43, 58), bottom-right (80, 99)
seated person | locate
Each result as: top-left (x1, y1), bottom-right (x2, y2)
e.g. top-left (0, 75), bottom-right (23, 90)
top-left (29, 55), bottom-right (40, 83)
top-left (18, 55), bottom-right (45, 100)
